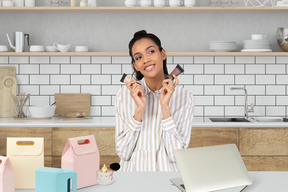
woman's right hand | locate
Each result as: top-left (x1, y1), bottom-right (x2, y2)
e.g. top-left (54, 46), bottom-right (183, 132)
top-left (127, 81), bottom-right (146, 110)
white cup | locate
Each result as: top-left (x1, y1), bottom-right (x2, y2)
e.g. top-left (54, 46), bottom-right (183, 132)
top-left (2, 0), bottom-right (13, 7)
top-left (169, 0), bottom-right (183, 7)
top-left (25, 0), bottom-right (35, 7)
top-left (251, 34), bottom-right (267, 40)
top-left (139, 0), bottom-right (152, 7)
top-left (125, 0), bottom-right (137, 7)
top-left (154, 0), bottom-right (168, 7)
top-left (184, 0), bottom-right (196, 6)
top-left (0, 45), bottom-right (9, 52)
top-left (75, 46), bottom-right (89, 52)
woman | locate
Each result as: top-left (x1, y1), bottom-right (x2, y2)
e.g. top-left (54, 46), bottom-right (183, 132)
top-left (115, 30), bottom-right (194, 171)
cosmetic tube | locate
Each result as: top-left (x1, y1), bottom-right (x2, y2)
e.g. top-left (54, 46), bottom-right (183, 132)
top-left (164, 64), bottom-right (184, 80)
top-left (120, 73), bottom-right (134, 84)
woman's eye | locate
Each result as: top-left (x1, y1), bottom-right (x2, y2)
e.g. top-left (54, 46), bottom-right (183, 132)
top-left (135, 56), bottom-right (142, 60)
top-left (148, 50), bottom-right (155, 54)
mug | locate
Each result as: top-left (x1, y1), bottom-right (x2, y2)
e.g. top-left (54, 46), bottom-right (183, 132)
top-left (139, 0), bottom-right (152, 7)
top-left (125, 0), bottom-right (137, 7)
top-left (251, 34), bottom-right (267, 40)
top-left (154, 0), bottom-right (168, 7)
top-left (169, 0), bottom-right (183, 7)
top-left (75, 46), bottom-right (88, 52)
top-left (184, 0), bottom-right (196, 6)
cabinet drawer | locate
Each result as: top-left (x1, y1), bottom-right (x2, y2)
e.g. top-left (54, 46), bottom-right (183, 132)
top-left (240, 128), bottom-right (288, 156)
top-left (242, 156), bottom-right (288, 171)
top-left (189, 128), bottom-right (239, 148)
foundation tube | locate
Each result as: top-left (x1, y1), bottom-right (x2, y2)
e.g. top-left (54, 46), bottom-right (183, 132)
top-left (120, 73), bottom-right (134, 84)
top-left (165, 64), bottom-right (184, 80)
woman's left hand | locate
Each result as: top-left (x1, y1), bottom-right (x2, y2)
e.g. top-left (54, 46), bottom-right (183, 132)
top-left (159, 74), bottom-right (179, 107)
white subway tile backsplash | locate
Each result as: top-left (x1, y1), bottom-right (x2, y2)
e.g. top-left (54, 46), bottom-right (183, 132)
top-left (166, 56), bottom-right (173, 64)
top-left (81, 85), bottom-right (101, 95)
top-left (266, 106), bottom-right (286, 116)
top-left (20, 64), bottom-right (39, 74)
top-left (256, 75), bottom-right (275, 85)
top-left (90, 106), bottom-right (101, 116)
top-left (16, 75), bottom-right (29, 85)
top-left (276, 96), bottom-right (288, 105)
top-left (102, 64), bottom-right (121, 74)
top-left (256, 56), bottom-right (275, 64)
top-left (19, 85), bottom-right (39, 95)
top-left (102, 106), bottom-right (115, 116)
top-left (71, 75), bottom-right (90, 84)
top-left (235, 96), bottom-right (255, 106)
top-left (194, 56), bottom-right (213, 64)
top-left (122, 64), bottom-right (134, 75)
top-left (224, 106), bottom-right (243, 117)
top-left (91, 96), bottom-right (111, 105)
top-left (204, 85), bottom-right (224, 95)
top-left (178, 75), bottom-right (193, 84)
top-left (29, 96), bottom-right (50, 106)
top-left (71, 56), bottom-right (90, 64)
top-left (246, 85), bottom-right (265, 95)
top-left (30, 75), bottom-right (49, 84)
top-left (61, 65), bottom-right (80, 74)
top-left (215, 75), bottom-right (234, 84)
top-left (215, 96), bottom-right (234, 106)
top-left (245, 65), bottom-right (265, 74)
top-left (40, 65), bottom-right (59, 74)
top-left (102, 85), bottom-right (122, 95)
top-left (112, 75), bottom-right (125, 85)
top-left (174, 56), bottom-right (193, 63)
top-left (91, 56), bottom-right (111, 64)
top-left (92, 75), bottom-right (112, 85)
top-left (194, 96), bottom-right (214, 105)
top-left (235, 75), bottom-right (255, 84)
top-left (30, 56), bottom-right (49, 64)
top-left (266, 64), bottom-right (285, 74)
top-left (0, 56), bottom-right (8, 63)
top-left (112, 56), bottom-right (131, 63)
top-left (40, 85), bottom-right (59, 95)
top-left (184, 85), bottom-right (203, 95)
top-left (215, 56), bottom-right (234, 64)
top-left (235, 56), bottom-right (254, 64)
top-left (225, 64), bottom-right (244, 74)
top-left (194, 106), bottom-right (204, 116)
top-left (51, 75), bottom-right (70, 84)
top-left (266, 85), bottom-right (286, 95)
top-left (252, 106), bottom-right (265, 116)
top-left (205, 64), bottom-right (224, 74)
top-left (50, 56), bottom-right (70, 64)
top-left (276, 75), bottom-right (288, 84)
top-left (9, 56), bottom-right (29, 64)
top-left (61, 85), bottom-right (81, 93)
top-left (81, 65), bottom-right (101, 74)
top-left (276, 56), bottom-right (288, 64)
top-left (204, 106), bottom-right (224, 116)
top-left (194, 75), bottom-right (213, 84)
top-left (256, 96), bottom-right (276, 106)
top-left (184, 64), bottom-right (203, 74)
top-left (112, 96), bottom-right (116, 106)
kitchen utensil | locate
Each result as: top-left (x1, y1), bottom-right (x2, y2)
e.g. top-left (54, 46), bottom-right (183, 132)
top-left (0, 67), bottom-right (16, 118)
top-left (30, 45), bottom-right (44, 52)
top-left (15, 92), bottom-right (29, 118)
top-left (28, 106), bottom-right (56, 118)
top-left (53, 42), bottom-right (71, 52)
top-left (277, 27), bottom-right (288, 52)
top-left (6, 32), bottom-right (30, 52)
top-left (45, 46), bottom-right (59, 52)
top-left (0, 45), bottom-right (9, 52)
top-left (54, 93), bottom-right (90, 116)
top-left (209, 41), bottom-right (237, 52)
top-left (75, 46), bottom-right (88, 52)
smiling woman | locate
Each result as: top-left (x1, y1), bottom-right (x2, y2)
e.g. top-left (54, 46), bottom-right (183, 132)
top-left (115, 30), bottom-right (195, 172)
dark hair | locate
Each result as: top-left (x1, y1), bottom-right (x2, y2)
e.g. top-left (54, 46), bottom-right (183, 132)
top-left (128, 30), bottom-right (168, 80)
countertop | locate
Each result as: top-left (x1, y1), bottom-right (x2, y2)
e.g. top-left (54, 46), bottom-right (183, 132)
top-left (15, 171), bottom-right (288, 192)
top-left (1, 116), bottom-right (288, 128)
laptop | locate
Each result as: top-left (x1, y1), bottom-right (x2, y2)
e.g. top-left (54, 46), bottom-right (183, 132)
top-left (171, 144), bottom-right (252, 192)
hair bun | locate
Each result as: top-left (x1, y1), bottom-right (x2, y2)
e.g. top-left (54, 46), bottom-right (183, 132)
top-left (134, 30), bottom-right (147, 38)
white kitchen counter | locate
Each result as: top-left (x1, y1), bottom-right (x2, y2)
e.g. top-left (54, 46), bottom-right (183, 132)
top-left (1, 116), bottom-right (288, 128)
top-left (15, 171), bottom-right (288, 192)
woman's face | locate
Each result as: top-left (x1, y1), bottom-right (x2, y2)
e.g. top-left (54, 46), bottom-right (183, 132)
top-left (132, 38), bottom-right (166, 79)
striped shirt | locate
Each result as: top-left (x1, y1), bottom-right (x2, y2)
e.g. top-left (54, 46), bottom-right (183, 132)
top-left (115, 78), bottom-right (194, 172)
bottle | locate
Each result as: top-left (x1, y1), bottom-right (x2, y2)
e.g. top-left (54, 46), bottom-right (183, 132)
top-left (70, 0), bottom-right (76, 7)
top-left (80, 0), bottom-right (87, 7)
top-left (97, 164), bottom-right (113, 185)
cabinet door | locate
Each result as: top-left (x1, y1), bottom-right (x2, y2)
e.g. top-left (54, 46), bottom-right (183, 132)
top-left (52, 127), bottom-right (119, 168)
top-left (0, 127), bottom-right (52, 167)
top-left (189, 128), bottom-right (239, 148)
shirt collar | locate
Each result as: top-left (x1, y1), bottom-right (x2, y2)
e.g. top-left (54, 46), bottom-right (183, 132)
top-left (140, 78), bottom-right (162, 96)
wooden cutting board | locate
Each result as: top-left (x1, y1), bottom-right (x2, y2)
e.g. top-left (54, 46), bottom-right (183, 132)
top-left (54, 93), bottom-right (90, 116)
top-left (0, 67), bottom-right (17, 118)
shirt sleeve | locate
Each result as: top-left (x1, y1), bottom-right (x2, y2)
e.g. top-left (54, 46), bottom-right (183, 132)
top-left (115, 88), bottom-right (143, 161)
top-left (161, 93), bottom-right (194, 163)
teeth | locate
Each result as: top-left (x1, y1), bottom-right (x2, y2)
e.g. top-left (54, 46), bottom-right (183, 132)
top-left (145, 65), bottom-right (154, 70)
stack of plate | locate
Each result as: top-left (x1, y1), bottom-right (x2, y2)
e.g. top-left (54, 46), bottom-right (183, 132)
top-left (209, 41), bottom-right (237, 52)
top-left (241, 39), bottom-right (272, 52)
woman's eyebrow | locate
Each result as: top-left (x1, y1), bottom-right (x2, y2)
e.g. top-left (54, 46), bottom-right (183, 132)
top-left (133, 46), bottom-right (155, 57)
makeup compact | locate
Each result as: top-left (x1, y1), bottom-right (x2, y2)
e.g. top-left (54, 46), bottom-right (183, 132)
top-left (165, 64), bottom-right (184, 80)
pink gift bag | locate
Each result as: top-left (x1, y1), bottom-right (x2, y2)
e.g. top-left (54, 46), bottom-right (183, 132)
top-left (61, 135), bottom-right (100, 189)
top-left (0, 156), bottom-right (14, 192)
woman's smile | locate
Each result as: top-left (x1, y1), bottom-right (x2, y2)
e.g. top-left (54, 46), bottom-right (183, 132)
top-left (144, 64), bottom-right (155, 71)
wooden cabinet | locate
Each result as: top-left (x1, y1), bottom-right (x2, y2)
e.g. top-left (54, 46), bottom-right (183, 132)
top-left (1, 127), bottom-right (288, 171)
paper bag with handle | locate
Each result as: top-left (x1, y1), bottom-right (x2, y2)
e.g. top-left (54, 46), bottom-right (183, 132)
top-left (61, 135), bottom-right (100, 189)
top-left (0, 156), bottom-right (14, 192)
top-left (7, 137), bottom-right (44, 189)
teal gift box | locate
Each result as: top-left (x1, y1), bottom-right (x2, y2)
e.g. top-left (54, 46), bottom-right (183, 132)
top-left (35, 167), bottom-right (77, 192)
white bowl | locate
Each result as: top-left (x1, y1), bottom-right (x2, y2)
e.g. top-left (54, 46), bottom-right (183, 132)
top-left (28, 106), bottom-right (56, 118)
top-left (30, 45), bottom-right (45, 52)
top-left (0, 45), bottom-right (9, 52)
top-left (45, 46), bottom-right (59, 52)
top-left (57, 44), bottom-right (71, 52)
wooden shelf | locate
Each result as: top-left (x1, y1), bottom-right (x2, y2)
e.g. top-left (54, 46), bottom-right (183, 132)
top-left (0, 52), bottom-right (287, 56)
top-left (0, 6), bottom-right (288, 11)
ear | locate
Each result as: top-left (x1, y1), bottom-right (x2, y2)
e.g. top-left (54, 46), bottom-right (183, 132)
top-left (161, 49), bottom-right (167, 61)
